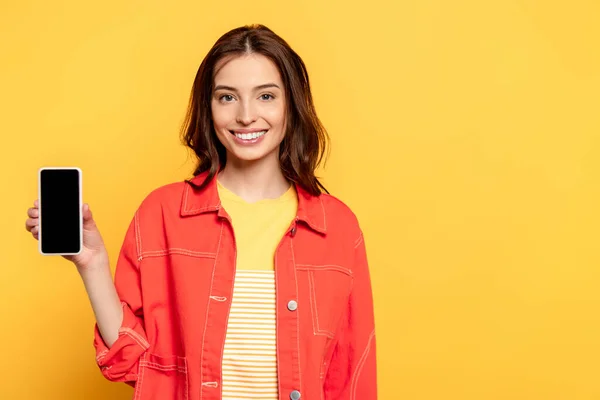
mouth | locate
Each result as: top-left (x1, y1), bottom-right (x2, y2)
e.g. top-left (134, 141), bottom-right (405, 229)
top-left (229, 129), bottom-right (268, 141)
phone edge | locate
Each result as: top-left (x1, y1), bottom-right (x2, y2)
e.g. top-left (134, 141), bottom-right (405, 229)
top-left (38, 167), bottom-right (84, 256)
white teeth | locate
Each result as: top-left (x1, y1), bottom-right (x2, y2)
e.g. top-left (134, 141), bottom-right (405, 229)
top-left (235, 130), bottom-right (267, 140)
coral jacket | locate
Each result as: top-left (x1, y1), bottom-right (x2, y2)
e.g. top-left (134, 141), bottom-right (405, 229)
top-left (93, 171), bottom-right (377, 400)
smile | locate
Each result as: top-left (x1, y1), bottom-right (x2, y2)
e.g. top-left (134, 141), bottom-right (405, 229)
top-left (229, 130), bottom-right (268, 140)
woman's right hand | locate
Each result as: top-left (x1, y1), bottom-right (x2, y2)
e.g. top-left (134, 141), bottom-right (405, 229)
top-left (25, 200), bottom-right (109, 271)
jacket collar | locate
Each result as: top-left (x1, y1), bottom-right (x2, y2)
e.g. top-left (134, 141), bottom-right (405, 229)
top-left (180, 171), bottom-right (327, 234)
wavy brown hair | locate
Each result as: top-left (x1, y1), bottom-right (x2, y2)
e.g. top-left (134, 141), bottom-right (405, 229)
top-left (180, 24), bottom-right (330, 196)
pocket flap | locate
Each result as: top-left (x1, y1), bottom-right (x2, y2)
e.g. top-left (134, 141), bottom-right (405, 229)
top-left (141, 353), bottom-right (187, 373)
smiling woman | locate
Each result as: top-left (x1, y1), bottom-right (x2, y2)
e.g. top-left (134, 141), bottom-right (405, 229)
top-left (211, 55), bottom-right (287, 165)
top-left (24, 23), bottom-right (377, 400)
top-left (180, 25), bottom-right (331, 197)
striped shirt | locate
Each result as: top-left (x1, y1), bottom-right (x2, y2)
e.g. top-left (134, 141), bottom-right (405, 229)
top-left (216, 180), bottom-right (297, 398)
top-left (221, 270), bottom-right (278, 399)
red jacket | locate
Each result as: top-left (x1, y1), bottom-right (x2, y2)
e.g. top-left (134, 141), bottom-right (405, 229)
top-left (93, 171), bottom-right (377, 400)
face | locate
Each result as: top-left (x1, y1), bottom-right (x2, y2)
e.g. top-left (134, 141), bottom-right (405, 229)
top-left (211, 53), bottom-right (287, 165)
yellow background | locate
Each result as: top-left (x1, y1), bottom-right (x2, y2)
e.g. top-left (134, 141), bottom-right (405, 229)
top-left (1, 0), bottom-right (599, 399)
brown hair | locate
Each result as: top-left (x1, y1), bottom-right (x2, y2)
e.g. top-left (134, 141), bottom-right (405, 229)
top-left (180, 24), bottom-right (330, 196)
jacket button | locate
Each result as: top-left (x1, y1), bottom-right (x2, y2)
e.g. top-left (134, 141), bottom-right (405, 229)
top-left (287, 300), bottom-right (298, 311)
top-left (290, 390), bottom-right (301, 400)
top-left (290, 226), bottom-right (297, 236)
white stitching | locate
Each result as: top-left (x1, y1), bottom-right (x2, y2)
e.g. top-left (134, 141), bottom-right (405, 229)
top-left (186, 206), bottom-right (220, 213)
top-left (120, 330), bottom-right (146, 349)
top-left (134, 210), bottom-right (142, 262)
top-left (119, 326), bottom-right (150, 349)
top-left (289, 237), bottom-right (303, 392)
top-left (350, 329), bottom-right (375, 400)
top-left (139, 363), bottom-right (187, 373)
top-left (275, 241), bottom-right (282, 398)
top-left (202, 382), bottom-right (218, 387)
top-left (135, 355), bottom-right (189, 399)
top-left (296, 264), bottom-right (353, 276)
top-left (308, 271), bottom-right (336, 338)
top-left (120, 330), bottom-right (148, 350)
top-left (307, 270), bottom-right (318, 336)
top-left (181, 182), bottom-right (221, 215)
top-left (139, 358), bottom-right (186, 369)
top-left (354, 232), bottom-right (364, 249)
top-left (218, 222), bottom-right (237, 397)
top-left (218, 221), bottom-right (236, 400)
top-left (183, 183), bottom-right (190, 212)
top-left (140, 248), bottom-right (217, 259)
top-left (140, 362), bottom-right (184, 369)
top-left (209, 296), bottom-right (227, 302)
top-left (141, 248), bottom-right (216, 255)
top-left (320, 366), bottom-right (325, 400)
top-left (119, 327), bottom-right (150, 349)
top-left (200, 222), bottom-right (224, 400)
top-left (319, 195), bottom-right (327, 231)
top-left (313, 271), bottom-right (336, 338)
top-left (185, 357), bottom-right (189, 400)
top-left (133, 353), bottom-right (146, 400)
top-left (96, 349), bottom-right (109, 363)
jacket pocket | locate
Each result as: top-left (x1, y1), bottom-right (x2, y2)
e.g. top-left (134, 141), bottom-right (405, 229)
top-left (134, 353), bottom-right (188, 400)
top-left (298, 265), bottom-right (353, 338)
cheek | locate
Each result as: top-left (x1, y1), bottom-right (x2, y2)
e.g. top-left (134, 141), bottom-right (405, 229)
top-left (211, 104), bottom-right (229, 129)
top-left (265, 106), bottom-right (286, 129)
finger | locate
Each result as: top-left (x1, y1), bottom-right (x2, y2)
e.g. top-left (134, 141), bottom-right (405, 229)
top-left (27, 207), bottom-right (39, 218)
top-left (31, 226), bottom-right (39, 236)
top-left (32, 231), bottom-right (39, 240)
top-left (25, 218), bottom-right (39, 231)
top-left (82, 203), bottom-right (91, 219)
top-left (34, 199), bottom-right (39, 208)
top-left (82, 203), bottom-right (97, 229)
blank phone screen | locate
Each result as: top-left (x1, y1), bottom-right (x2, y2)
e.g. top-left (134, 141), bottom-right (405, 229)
top-left (40, 169), bottom-right (81, 254)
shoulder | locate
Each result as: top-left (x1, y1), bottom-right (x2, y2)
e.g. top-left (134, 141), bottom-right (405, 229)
top-left (319, 192), bottom-right (363, 239)
top-left (135, 181), bottom-right (188, 215)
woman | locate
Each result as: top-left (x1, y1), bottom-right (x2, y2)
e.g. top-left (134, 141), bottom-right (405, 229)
top-left (25, 24), bottom-right (377, 400)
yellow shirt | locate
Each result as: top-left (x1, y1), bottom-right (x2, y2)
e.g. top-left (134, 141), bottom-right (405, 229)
top-left (217, 180), bottom-right (297, 399)
top-left (217, 180), bottom-right (298, 271)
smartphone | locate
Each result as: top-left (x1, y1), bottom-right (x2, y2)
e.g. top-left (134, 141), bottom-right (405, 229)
top-left (38, 167), bottom-right (83, 255)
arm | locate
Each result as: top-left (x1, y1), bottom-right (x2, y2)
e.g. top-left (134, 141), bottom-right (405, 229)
top-left (26, 200), bottom-right (147, 384)
top-left (79, 263), bottom-right (123, 348)
top-left (92, 213), bottom-right (149, 385)
top-left (324, 229), bottom-right (378, 400)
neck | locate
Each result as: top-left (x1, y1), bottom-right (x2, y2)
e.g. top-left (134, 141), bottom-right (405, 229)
top-left (217, 153), bottom-right (290, 203)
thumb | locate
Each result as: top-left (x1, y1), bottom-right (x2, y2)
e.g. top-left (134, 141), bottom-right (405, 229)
top-left (82, 203), bottom-right (97, 230)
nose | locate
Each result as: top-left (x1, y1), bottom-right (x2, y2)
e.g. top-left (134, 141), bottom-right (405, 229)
top-left (236, 99), bottom-right (257, 125)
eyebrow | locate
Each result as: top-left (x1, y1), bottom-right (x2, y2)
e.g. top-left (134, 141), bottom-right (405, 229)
top-left (213, 83), bottom-right (281, 92)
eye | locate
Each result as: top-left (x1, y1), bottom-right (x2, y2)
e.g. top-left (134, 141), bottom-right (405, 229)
top-left (219, 94), bottom-right (234, 102)
top-left (260, 94), bottom-right (275, 101)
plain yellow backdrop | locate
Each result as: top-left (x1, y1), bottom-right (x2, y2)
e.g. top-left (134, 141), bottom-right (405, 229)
top-left (1, 0), bottom-right (599, 399)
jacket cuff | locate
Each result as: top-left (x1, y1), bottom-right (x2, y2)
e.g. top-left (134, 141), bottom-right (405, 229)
top-left (93, 302), bottom-right (149, 382)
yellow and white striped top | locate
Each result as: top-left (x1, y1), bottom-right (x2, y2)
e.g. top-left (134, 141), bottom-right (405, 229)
top-left (222, 270), bottom-right (278, 399)
top-left (217, 180), bottom-right (298, 399)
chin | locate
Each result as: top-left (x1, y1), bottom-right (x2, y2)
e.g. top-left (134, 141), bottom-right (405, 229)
top-left (229, 150), bottom-right (273, 163)
top-left (226, 142), bottom-right (280, 163)
top-left (225, 140), bottom-right (282, 163)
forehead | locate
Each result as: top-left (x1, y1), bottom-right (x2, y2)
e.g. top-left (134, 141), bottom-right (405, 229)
top-left (213, 53), bottom-right (283, 87)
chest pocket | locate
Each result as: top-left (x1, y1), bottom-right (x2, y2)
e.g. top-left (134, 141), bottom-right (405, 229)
top-left (297, 264), bottom-right (353, 338)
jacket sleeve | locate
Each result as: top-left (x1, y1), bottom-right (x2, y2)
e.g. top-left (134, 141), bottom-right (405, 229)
top-left (93, 213), bottom-right (149, 386)
top-left (324, 229), bottom-right (378, 400)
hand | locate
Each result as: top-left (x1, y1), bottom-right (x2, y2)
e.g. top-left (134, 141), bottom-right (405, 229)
top-left (26, 200), bottom-right (109, 271)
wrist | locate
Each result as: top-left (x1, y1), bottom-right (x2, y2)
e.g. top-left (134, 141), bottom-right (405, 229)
top-left (76, 252), bottom-right (110, 275)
